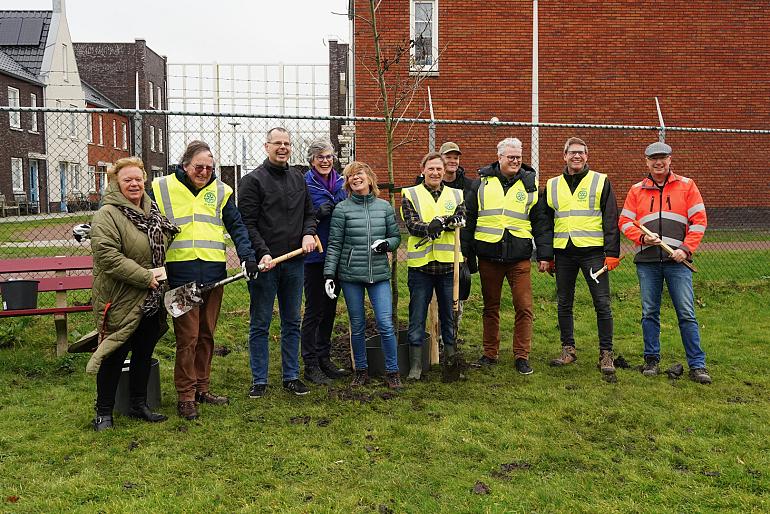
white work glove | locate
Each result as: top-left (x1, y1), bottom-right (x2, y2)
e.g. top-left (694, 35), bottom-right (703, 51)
top-left (445, 214), bottom-right (466, 229)
top-left (324, 278), bottom-right (337, 299)
top-left (370, 239), bottom-right (389, 254)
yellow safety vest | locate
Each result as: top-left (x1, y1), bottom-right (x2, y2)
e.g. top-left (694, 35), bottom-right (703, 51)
top-left (546, 170), bottom-right (606, 248)
top-left (401, 185), bottom-right (463, 268)
top-left (152, 174), bottom-right (231, 262)
top-left (474, 176), bottom-right (536, 243)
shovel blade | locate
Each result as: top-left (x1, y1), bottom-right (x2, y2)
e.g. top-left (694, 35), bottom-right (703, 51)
top-left (164, 282), bottom-right (203, 318)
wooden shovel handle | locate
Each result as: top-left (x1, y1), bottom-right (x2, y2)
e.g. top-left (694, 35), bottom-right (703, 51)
top-left (262, 235), bottom-right (324, 268)
top-left (634, 221), bottom-right (697, 272)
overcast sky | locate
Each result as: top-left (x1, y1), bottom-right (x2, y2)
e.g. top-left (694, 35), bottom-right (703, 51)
top-left (7, 0), bottom-right (350, 64)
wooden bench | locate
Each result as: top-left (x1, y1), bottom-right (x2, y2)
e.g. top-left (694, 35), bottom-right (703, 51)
top-left (0, 256), bottom-right (93, 355)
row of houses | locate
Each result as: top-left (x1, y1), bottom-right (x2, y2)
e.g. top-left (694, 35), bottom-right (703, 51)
top-left (0, 0), bottom-right (167, 214)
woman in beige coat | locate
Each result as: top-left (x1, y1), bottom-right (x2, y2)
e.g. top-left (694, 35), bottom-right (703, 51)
top-left (88, 157), bottom-right (178, 431)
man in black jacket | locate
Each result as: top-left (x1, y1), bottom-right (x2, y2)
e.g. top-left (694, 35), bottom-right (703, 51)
top-left (238, 127), bottom-right (317, 398)
top-left (541, 137), bottom-right (620, 376)
top-left (415, 141), bottom-right (473, 195)
top-left (461, 137), bottom-right (552, 375)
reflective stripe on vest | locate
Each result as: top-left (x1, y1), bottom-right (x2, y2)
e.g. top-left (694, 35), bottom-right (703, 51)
top-left (546, 170), bottom-right (605, 248)
top-left (474, 177), bottom-right (535, 243)
top-left (401, 185), bottom-right (463, 267)
top-left (152, 174), bottom-right (231, 262)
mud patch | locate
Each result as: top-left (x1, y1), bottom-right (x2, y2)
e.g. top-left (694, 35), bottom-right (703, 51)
top-left (213, 345), bottom-right (231, 357)
top-left (490, 461), bottom-right (532, 480)
top-left (290, 416), bottom-right (311, 425)
top-left (127, 440), bottom-right (139, 451)
top-left (316, 418), bottom-right (330, 427)
top-left (327, 387), bottom-right (372, 403)
top-left (614, 355), bottom-right (631, 369)
top-left (666, 363), bottom-right (684, 379)
top-left (472, 481), bottom-right (491, 495)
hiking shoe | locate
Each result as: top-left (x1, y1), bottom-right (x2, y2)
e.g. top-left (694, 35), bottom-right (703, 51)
top-left (598, 350), bottom-right (616, 375)
top-left (248, 384), bottom-right (267, 399)
top-left (283, 379), bottom-right (310, 396)
top-left (177, 401), bottom-right (198, 420)
top-left (320, 358), bottom-right (351, 379)
top-left (384, 371), bottom-right (403, 389)
top-left (304, 365), bottom-right (332, 385)
top-left (93, 415), bottom-right (113, 432)
top-left (195, 391), bottom-right (229, 405)
top-left (515, 358), bottom-right (534, 375)
top-left (689, 368), bottom-right (712, 384)
top-left (472, 355), bottom-right (498, 368)
top-left (350, 369), bottom-right (369, 387)
top-left (550, 345), bottom-right (577, 366)
top-left (642, 357), bottom-right (660, 377)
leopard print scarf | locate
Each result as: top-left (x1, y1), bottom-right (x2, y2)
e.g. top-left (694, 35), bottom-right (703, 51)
top-left (117, 200), bottom-right (180, 315)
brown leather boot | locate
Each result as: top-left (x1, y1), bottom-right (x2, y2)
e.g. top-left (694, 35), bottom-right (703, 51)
top-left (195, 391), bottom-right (229, 405)
top-left (384, 371), bottom-right (403, 390)
top-left (350, 369), bottom-right (369, 387)
top-left (598, 349), bottom-right (616, 375)
top-left (550, 345), bottom-right (577, 366)
top-left (177, 401), bottom-right (198, 420)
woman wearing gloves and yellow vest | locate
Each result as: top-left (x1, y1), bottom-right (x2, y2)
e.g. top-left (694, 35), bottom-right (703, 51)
top-left (401, 152), bottom-right (465, 380)
top-left (541, 137), bottom-right (620, 376)
top-left (151, 141), bottom-right (258, 421)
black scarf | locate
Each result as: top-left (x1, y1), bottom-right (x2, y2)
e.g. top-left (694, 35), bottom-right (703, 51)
top-left (117, 200), bottom-right (180, 315)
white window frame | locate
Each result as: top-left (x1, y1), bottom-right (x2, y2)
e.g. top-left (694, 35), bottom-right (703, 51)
top-left (112, 119), bottom-right (118, 148)
top-left (11, 157), bottom-right (24, 192)
top-left (122, 122), bottom-right (128, 150)
top-left (158, 127), bottom-right (164, 153)
top-left (149, 125), bottom-right (156, 151)
top-left (29, 93), bottom-right (38, 132)
top-left (8, 87), bottom-right (21, 129)
top-left (87, 113), bottom-right (94, 143)
top-left (156, 85), bottom-right (162, 110)
top-left (62, 43), bottom-right (69, 82)
top-left (409, 0), bottom-right (439, 73)
top-left (149, 81), bottom-right (155, 108)
top-left (98, 115), bottom-right (103, 145)
top-left (56, 100), bottom-right (63, 137)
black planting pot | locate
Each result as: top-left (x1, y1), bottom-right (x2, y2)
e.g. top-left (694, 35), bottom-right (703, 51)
top-left (114, 357), bottom-right (162, 416)
top-left (364, 329), bottom-right (432, 377)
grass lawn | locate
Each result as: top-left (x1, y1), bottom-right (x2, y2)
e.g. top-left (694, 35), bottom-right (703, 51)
top-left (1, 257), bottom-right (769, 512)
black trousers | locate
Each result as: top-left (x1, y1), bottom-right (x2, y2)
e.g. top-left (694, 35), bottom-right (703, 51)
top-left (555, 249), bottom-right (614, 351)
top-left (95, 311), bottom-right (163, 416)
top-left (300, 263), bottom-right (340, 367)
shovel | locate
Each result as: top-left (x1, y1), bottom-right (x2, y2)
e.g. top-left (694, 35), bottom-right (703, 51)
top-left (164, 235), bottom-right (323, 318)
top-left (442, 227), bottom-right (467, 383)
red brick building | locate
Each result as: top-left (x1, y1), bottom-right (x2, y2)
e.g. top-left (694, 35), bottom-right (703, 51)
top-left (82, 80), bottom-right (130, 204)
top-left (349, 0), bottom-right (770, 226)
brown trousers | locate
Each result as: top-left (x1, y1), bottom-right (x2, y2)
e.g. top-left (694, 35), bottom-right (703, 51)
top-left (478, 258), bottom-right (533, 360)
top-left (173, 287), bottom-right (224, 401)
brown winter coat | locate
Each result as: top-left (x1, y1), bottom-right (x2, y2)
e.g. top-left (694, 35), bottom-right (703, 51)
top-left (86, 181), bottom-right (169, 374)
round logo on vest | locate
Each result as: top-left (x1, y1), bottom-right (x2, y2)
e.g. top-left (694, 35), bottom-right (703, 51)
top-left (444, 200), bottom-right (456, 211)
top-left (204, 192), bottom-right (216, 205)
top-left (578, 189), bottom-right (588, 200)
top-left (516, 191), bottom-right (526, 202)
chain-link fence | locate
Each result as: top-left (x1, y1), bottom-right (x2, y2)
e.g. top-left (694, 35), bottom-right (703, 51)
top-left (1, 106), bottom-right (768, 313)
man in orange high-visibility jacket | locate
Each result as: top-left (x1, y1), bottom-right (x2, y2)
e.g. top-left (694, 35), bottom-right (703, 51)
top-left (618, 141), bottom-right (711, 384)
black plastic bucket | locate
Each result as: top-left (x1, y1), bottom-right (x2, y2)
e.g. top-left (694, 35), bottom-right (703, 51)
top-left (364, 329), bottom-right (431, 377)
top-left (0, 280), bottom-right (39, 310)
top-left (114, 357), bottom-right (162, 416)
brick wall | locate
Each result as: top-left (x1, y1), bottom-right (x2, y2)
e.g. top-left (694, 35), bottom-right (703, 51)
top-left (328, 40), bottom-right (349, 153)
top-left (74, 41), bottom-right (168, 173)
top-left (0, 74), bottom-right (47, 208)
top-left (351, 0), bottom-right (770, 226)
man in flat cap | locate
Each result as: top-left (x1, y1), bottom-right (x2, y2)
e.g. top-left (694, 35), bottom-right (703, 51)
top-left (618, 141), bottom-right (711, 384)
top-left (415, 141), bottom-right (473, 196)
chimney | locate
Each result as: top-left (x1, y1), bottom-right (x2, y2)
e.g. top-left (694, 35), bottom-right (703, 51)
top-left (53, 0), bottom-right (64, 14)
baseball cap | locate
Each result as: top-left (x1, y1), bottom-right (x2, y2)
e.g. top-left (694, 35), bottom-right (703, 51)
top-left (645, 141), bottom-right (672, 158)
top-left (439, 142), bottom-right (462, 155)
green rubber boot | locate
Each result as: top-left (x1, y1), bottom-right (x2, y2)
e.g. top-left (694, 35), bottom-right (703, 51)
top-left (407, 345), bottom-right (423, 380)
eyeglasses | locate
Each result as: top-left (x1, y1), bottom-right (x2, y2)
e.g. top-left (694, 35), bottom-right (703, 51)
top-left (503, 155), bottom-right (522, 162)
top-left (193, 165), bottom-right (215, 173)
top-left (567, 150), bottom-right (586, 156)
top-left (315, 154), bottom-right (334, 161)
top-left (267, 141), bottom-right (292, 147)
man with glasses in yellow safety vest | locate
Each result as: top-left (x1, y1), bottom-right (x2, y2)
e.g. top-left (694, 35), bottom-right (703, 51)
top-left (152, 140), bottom-right (258, 421)
top-left (462, 137), bottom-right (552, 375)
top-left (540, 137), bottom-right (620, 377)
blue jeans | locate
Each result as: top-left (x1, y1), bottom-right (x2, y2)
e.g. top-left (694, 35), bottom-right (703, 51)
top-left (341, 279), bottom-right (399, 373)
top-left (636, 262), bottom-right (706, 368)
top-left (407, 268), bottom-right (455, 348)
top-left (248, 258), bottom-right (304, 384)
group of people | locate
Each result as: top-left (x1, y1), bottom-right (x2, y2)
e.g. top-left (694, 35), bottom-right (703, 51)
top-left (85, 128), bottom-right (711, 432)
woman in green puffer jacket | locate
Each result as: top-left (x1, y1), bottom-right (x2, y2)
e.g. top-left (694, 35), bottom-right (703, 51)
top-left (323, 161), bottom-right (402, 389)
top-left (88, 157), bottom-right (179, 432)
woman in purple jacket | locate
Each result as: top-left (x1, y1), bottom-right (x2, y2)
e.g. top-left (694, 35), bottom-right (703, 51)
top-left (301, 140), bottom-right (349, 384)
